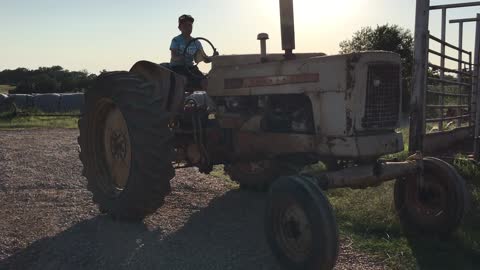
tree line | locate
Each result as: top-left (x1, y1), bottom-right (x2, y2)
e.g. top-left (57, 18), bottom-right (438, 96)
top-left (2, 24), bottom-right (415, 96)
top-left (0, 66), bottom-right (107, 94)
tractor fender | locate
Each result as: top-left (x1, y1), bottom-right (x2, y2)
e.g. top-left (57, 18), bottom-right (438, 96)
top-left (130, 60), bottom-right (186, 112)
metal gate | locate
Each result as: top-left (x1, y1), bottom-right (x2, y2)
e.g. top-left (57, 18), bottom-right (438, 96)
top-left (411, 0), bottom-right (480, 160)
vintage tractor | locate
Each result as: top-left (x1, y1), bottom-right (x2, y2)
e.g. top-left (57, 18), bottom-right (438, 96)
top-left (78, 1), bottom-right (469, 269)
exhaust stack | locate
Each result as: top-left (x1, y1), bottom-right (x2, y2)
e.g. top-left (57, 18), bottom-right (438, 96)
top-left (279, 0), bottom-right (295, 59)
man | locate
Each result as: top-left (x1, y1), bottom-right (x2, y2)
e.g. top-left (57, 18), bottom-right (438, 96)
top-left (170, 14), bottom-right (208, 90)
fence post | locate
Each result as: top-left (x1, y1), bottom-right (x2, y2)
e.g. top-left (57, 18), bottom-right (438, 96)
top-left (474, 14), bottom-right (480, 161)
top-left (458, 22), bottom-right (464, 127)
top-left (439, 8), bottom-right (447, 131)
top-left (410, 0), bottom-right (430, 154)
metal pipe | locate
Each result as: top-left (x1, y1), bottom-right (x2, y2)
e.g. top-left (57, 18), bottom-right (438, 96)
top-left (458, 23), bottom-right (464, 80)
top-left (409, 0), bottom-right (430, 154)
top-left (279, 0), bottom-right (295, 59)
top-left (458, 22), bottom-right (464, 127)
top-left (428, 77), bottom-right (471, 87)
top-left (474, 14), bottom-right (480, 160)
top-left (317, 161), bottom-right (419, 189)
top-left (429, 35), bottom-right (470, 54)
top-left (427, 104), bottom-right (470, 109)
top-left (450, 18), bottom-right (480, 23)
top-left (427, 89), bottom-right (470, 97)
top-left (439, 8), bottom-right (447, 131)
top-left (429, 63), bottom-right (472, 76)
top-left (257, 33), bottom-right (269, 62)
top-left (470, 52), bottom-right (474, 126)
top-left (430, 2), bottom-right (480, 10)
top-left (426, 114), bottom-right (471, 123)
top-left (429, 49), bottom-right (471, 65)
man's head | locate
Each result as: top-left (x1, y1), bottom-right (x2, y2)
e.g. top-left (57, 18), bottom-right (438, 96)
top-left (178, 14), bottom-right (194, 36)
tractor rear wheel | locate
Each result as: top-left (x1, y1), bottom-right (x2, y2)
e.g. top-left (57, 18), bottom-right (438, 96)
top-left (265, 175), bottom-right (339, 270)
top-left (78, 71), bottom-right (175, 220)
top-left (394, 157), bottom-right (468, 235)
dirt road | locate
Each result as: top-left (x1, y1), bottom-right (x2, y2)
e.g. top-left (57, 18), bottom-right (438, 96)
top-left (0, 129), bottom-right (385, 270)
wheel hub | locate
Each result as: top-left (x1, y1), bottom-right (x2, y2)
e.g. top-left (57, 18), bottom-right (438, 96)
top-left (102, 103), bottom-right (131, 190)
top-left (415, 181), bottom-right (446, 217)
top-left (278, 204), bottom-right (313, 262)
top-left (110, 130), bottom-right (128, 161)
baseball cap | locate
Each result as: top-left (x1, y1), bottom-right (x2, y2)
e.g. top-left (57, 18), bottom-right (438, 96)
top-left (179, 14), bottom-right (194, 25)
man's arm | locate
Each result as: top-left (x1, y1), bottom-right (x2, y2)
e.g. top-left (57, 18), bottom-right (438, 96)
top-left (171, 48), bottom-right (185, 63)
top-left (170, 38), bottom-right (185, 63)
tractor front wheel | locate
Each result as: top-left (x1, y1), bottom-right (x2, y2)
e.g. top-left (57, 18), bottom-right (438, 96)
top-left (394, 157), bottom-right (469, 235)
top-left (265, 175), bottom-right (339, 270)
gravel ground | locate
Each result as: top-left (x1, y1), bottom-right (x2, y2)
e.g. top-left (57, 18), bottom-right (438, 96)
top-left (0, 129), bottom-right (386, 270)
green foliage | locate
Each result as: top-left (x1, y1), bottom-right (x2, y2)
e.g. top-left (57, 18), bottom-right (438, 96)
top-left (340, 24), bottom-right (414, 112)
top-left (0, 66), bottom-right (98, 94)
top-left (210, 165), bottom-right (239, 189)
top-left (339, 24), bottom-right (414, 78)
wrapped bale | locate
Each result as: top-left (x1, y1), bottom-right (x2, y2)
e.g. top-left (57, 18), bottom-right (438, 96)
top-left (59, 93), bottom-right (84, 113)
top-left (0, 94), bottom-right (15, 113)
top-left (0, 94), bottom-right (8, 103)
top-left (9, 94), bottom-right (34, 110)
top-left (33, 94), bottom-right (61, 113)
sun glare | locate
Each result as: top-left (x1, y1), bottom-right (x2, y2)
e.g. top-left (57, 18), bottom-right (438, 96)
top-left (295, 0), bottom-right (358, 22)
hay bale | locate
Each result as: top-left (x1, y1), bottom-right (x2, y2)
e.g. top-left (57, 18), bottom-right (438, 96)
top-left (9, 94), bottom-right (34, 109)
top-left (33, 94), bottom-right (61, 112)
top-left (59, 93), bottom-right (84, 113)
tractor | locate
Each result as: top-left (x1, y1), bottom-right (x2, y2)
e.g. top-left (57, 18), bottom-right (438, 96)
top-left (78, 1), bottom-right (469, 269)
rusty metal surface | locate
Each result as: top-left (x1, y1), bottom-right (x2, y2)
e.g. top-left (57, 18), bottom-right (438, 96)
top-left (224, 74), bottom-right (319, 90)
top-left (234, 132), bottom-right (315, 158)
top-left (233, 131), bottom-right (403, 160)
top-left (279, 0), bottom-right (295, 57)
top-left (424, 126), bottom-right (473, 154)
top-left (317, 160), bottom-right (418, 189)
top-left (409, 0), bottom-right (430, 153)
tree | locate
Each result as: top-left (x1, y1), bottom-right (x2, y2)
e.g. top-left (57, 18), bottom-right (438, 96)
top-left (339, 24), bottom-right (414, 112)
top-left (1, 66), bottom-right (98, 93)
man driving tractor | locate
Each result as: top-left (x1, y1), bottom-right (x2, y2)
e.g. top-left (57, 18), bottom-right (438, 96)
top-left (169, 14), bottom-right (210, 90)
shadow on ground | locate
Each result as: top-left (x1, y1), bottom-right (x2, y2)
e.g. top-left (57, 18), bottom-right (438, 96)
top-left (407, 200), bottom-right (480, 270)
top-left (407, 234), bottom-right (480, 270)
top-left (0, 190), bottom-right (280, 270)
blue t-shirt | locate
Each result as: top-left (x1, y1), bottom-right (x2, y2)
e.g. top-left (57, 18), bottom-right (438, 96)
top-left (170, 34), bottom-right (203, 67)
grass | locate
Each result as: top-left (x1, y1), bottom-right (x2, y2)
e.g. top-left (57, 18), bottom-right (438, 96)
top-left (0, 111), bottom-right (79, 129)
top-left (1, 103), bottom-right (478, 269)
top-left (210, 165), bottom-right (239, 189)
top-left (0, 84), bottom-right (15, 94)
top-left (210, 127), bottom-right (480, 269)
top-left (323, 129), bottom-right (480, 269)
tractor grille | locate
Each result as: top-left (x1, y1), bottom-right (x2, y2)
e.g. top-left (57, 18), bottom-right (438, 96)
top-left (362, 64), bottom-right (401, 129)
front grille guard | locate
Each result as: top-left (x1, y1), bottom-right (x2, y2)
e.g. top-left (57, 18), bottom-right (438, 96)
top-left (362, 64), bottom-right (401, 129)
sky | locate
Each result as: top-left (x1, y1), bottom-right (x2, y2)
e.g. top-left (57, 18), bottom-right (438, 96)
top-left (1, 0), bottom-right (480, 74)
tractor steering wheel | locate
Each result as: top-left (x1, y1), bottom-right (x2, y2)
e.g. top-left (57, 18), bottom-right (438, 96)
top-left (182, 37), bottom-right (219, 79)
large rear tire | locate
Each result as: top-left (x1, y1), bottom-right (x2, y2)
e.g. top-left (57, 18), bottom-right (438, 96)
top-left (394, 157), bottom-right (468, 235)
top-left (265, 175), bottom-right (339, 270)
top-left (78, 71), bottom-right (175, 220)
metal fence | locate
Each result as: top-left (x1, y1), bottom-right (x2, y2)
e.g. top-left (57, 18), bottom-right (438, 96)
top-left (411, 0), bottom-right (480, 160)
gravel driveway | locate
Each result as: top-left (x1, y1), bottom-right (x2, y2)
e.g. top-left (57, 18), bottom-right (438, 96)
top-left (0, 129), bottom-right (386, 270)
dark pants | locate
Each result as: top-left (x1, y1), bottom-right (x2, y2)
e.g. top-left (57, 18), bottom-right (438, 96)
top-left (171, 65), bottom-right (205, 90)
